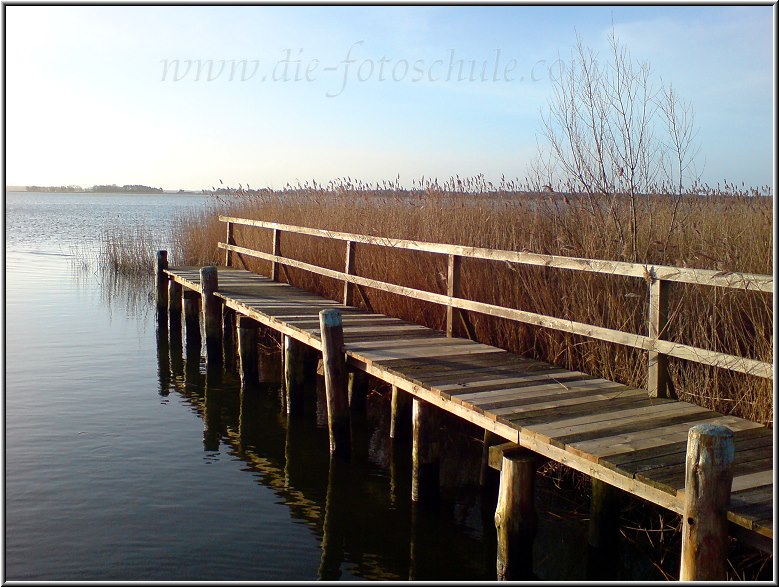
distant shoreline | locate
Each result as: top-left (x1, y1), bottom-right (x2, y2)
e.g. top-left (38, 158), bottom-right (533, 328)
top-left (6, 186), bottom-right (207, 195)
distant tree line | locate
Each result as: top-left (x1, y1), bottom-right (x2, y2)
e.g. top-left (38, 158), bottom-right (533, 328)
top-left (26, 184), bottom-right (164, 193)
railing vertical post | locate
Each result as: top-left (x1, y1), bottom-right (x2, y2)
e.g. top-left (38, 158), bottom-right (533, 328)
top-left (680, 424), bottom-right (734, 581)
top-left (200, 266), bottom-right (222, 366)
top-left (155, 250), bottom-right (168, 316)
top-left (343, 240), bottom-right (355, 306)
top-left (446, 254), bottom-right (461, 337)
top-left (648, 277), bottom-right (673, 398)
top-left (271, 228), bottom-right (280, 281)
top-left (224, 221), bottom-right (234, 267)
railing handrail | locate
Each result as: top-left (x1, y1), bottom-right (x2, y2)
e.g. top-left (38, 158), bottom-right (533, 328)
top-left (218, 215), bottom-right (774, 383)
top-left (219, 215), bottom-right (773, 293)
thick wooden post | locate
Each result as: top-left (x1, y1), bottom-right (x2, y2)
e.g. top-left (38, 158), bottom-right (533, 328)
top-left (168, 279), bottom-right (182, 329)
top-left (495, 450), bottom-right (538, 580)
top-left (224, 221), bottom-right (234, 267)
top-left (183, 289), bottom-right (201, 351)
top-left (648, 278), bottom-right (674, 398)
top-left (319, 309), bottom-right (350, 457)
top-left (347, 369), bottom-right (368, 412)
top-left (586, 478), bottom-right (624, 579)
top-left (411, 398), bottom-right (440, 503)
top-left (237, 316), bottom-right (259, 389)
top-left (200, 266), bottom-right (222, 366)
top-left (390, 385), bottom-right (412, 442)
top-left (446, 254), bottom-right (461, 337)
top-left (285, 335), bottom-right (307, 416)
top-left (155, 250), bottom-right (168, 316)
top-left (271, 228), bottom-right (280, 281)
top-left (222, 306), bottom-right (237, 370)
top-left (680, 424), bottom-right (734, 581)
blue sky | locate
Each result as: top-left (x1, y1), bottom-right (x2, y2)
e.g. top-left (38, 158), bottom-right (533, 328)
top-left (4, 4), bottom-right (774, 190)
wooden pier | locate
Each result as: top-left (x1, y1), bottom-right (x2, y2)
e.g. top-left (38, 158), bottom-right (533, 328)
top-left (156, 216), bottom-right (773, 580)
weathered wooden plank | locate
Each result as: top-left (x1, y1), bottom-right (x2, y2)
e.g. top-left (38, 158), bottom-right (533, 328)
top-left (556, 409), bottom-right (724, 455)
top-left (603, 426), bottom-right (773, 473)
top-left (470, 380), bottom-right (633, 410)
top-left (355, 345), bottom-right (506, 363)
top-left (441, 370), bottom-right (589, 394)
top-left (470, 388), bottom-right (640, 421)
top-left (571, 417), bottom-right (764, 462)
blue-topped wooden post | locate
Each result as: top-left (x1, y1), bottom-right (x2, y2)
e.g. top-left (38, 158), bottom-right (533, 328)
top-left (319, 309), bottom-right (350, 457)
top-left (680, 424), bottom-right (734, 581)
top-left (200, 266), bottom-right (222, 366)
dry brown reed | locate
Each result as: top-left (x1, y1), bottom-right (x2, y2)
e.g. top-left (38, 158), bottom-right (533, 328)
top-left (171, 177), bottom-right (773, 426)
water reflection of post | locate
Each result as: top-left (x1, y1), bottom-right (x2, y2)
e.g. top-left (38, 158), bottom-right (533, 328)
top-left (318, 457), bottom-right (348, 580)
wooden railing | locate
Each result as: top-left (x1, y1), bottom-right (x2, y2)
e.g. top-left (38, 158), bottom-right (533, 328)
top-left (218, 215), bottom-right (773, 393)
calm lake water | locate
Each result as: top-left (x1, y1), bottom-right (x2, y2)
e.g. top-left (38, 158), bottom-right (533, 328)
top-left (4, 191), bottom-right (662, 581)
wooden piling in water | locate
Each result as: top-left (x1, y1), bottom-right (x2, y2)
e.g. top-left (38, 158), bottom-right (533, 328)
top-left (495, 449), bottom-right (538, 580)
top-left (183, 289), bottom-right (201, 350)
top-left (586, 478), bottom-right (624, 579)
top-left (222, 306), bottom-right (237, 370)
top-left (237, 316), bottom-right (259, 389)
top-left (200, 266), bottom-right (222, 366)
top-left (411, 398), bottom-right (440, 504)
top-left (347, 369), bottom-right (368, 412)
top-left (319, 309), bottom-right (350, 457)
top-left (155, 250), bottom-right (168, 316)
top-left (680, 424), bottom-right (734, 581)
top-left (284, 335), bottom-right (308, 416)
top-left (390, 385), bottom-right (411, 442)
top-left (168, 279), bottom-right (182, 319)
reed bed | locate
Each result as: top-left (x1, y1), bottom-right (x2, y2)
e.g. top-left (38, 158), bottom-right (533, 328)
top-left (170, 178), bottom-right (773, 427)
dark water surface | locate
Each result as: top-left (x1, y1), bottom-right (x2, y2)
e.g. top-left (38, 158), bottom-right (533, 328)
top-left (5, 192), bottom-right (664, 581)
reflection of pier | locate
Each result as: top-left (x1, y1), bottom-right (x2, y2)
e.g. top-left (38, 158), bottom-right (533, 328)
top-left (156, 314), bottom-right (495, 580)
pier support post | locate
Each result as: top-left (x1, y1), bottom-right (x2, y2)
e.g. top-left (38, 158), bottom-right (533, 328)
top-left (319, 309), bottom-right (350, 457)
top-left (347, 369), bottom-right (369, 412)
top-left (495, 449), bottom-right (538, 580)
top-left (168, 279), bottom-right (182, 328)
top-left (155, 250), bottom-right (168, 317)
top-left (586, 479), bottom-right (624, 579)
top-left (411, 398), bottom-right (440, 504)
top-left (183, 289), bottom-right (201, 351)
top-left (284, 335), bottom-right (308, 416)
top-left (680, 424), bottom-right (734, 581)
top-left (237, 316), bottom-right (259, 389)
top-left (390, 385), bottom-right (412, 442)
top-left (222, 306), bottom-right (237, 370)
top-left (200, 266), bottom-right (222, 366)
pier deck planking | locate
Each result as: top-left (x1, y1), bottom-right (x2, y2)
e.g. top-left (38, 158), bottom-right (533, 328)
top-left (165, 265), bottom-right (773, 544)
